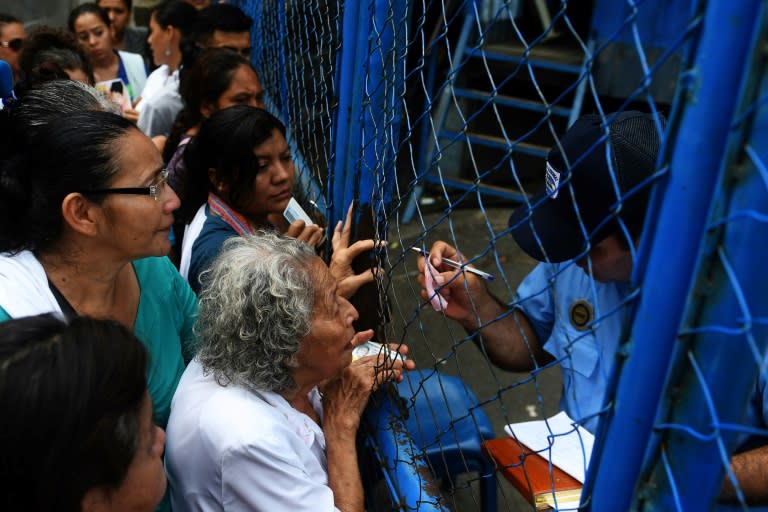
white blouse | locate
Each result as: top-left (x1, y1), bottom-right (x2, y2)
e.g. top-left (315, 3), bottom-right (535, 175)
top-left (165, 359), bottom-right (341, 512)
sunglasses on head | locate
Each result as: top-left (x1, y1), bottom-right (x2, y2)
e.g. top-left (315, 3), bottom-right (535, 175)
top-left (0, 38), bottom-right (23, 52)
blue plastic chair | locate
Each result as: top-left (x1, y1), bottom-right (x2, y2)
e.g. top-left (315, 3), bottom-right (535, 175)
top-left (395, 369), bottom-right (497, 511)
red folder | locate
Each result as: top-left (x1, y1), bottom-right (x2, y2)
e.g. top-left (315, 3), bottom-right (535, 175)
top-left (483, 438), bottom-right (582, 510)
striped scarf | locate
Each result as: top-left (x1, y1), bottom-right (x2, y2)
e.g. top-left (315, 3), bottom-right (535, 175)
top-left (206, 192), bottom-right (255, 236)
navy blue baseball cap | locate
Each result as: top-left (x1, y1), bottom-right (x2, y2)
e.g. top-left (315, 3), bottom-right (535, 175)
top-left (508, 111), bottom-right (664, 263)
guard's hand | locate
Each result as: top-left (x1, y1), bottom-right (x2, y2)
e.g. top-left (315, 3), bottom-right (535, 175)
top-left (416, 241), bottom-right (490, 326)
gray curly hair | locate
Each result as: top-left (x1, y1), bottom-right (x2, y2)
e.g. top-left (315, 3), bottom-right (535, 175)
top-left (195, 231), bottom-right (318, 392)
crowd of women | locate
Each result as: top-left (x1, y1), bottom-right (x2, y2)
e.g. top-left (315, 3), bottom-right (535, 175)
top-left (0, 2), bottom-right (413, 511)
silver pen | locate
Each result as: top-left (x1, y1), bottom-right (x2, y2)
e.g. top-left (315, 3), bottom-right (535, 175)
top-left (410, 247), bottom-right (495, 281)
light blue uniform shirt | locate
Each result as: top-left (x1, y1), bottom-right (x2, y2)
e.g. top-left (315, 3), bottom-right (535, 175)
top-left (516, 262), bottom-right (629, 433)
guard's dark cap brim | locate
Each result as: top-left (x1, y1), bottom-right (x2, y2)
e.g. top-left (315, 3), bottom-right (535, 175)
top-left (508, 196), bottom-right (592, 263)
top-left (508, 111), bottom-right (662, 263)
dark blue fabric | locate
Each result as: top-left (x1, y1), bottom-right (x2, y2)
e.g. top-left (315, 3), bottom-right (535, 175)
top-left (188, 211), bottom-right (237, 295)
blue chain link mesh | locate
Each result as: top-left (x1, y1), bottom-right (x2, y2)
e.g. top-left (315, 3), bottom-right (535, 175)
top-left (229, 1), bottom-right (767, 509)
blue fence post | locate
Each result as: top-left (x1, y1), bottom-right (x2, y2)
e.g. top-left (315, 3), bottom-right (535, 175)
top-left (361, 0), bottom-right (407, 232)
top-left (331, 0), bottom-right (405, 245)
top-left (648, 117), bottom-right (768, 510)
top-left (329, 0), bottom-right (369, 226)
top-left (585, 2), bottom-right (766, 510)
top-left (333, 0), bottom-right (439, 506)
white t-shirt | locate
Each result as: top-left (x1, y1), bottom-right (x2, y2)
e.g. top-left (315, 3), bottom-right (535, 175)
top-left (136, 64), bottom-right (182, 137)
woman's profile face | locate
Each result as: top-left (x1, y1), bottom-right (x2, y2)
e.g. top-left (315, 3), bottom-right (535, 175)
top-left (105, 394), bottom-right (167, 511)
top-left (73, 12), bottom-right (113, 64)
top-left (295, 258), bottom-right (360, 383)
top-left (223, 129), bottom-right (295, 225)
top-left (147, 12), bottom-right (173, 67)
top-left (95, 128), bottom-right (180, 258)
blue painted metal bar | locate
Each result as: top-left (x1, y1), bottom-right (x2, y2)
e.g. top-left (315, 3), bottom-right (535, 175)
top-left (586, 1), bottom-right (765, 510)
top-left (464, 47), bottom-right (583, 73)
top-left (353, 1), bottom-right (445, 504)
top-left (451, 88), bottom-right (573, 117)
top-left (339, 1), bottom-right (375, 224)
top-left (645, 14), bottom-right (768, 508)
top-left (567, 39), bottom-right (595, 128)
top-left (329, 0), bottom-right (368, 226)
top-left (422, 174), bottom-right (528, 203)
top-left (356, 0), bottom-right (406, 231)
top-left (364, 389), bottom-right (449, 512)
top-left (437, 130), bottom-right (549, 158)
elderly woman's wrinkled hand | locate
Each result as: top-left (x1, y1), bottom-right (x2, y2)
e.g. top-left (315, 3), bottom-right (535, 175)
top-left (329, 203), bottom-right (385, 299)
top-left (321, 342), bottom-right (414, 434)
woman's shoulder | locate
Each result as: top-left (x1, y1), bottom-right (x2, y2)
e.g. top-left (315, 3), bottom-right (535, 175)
top-left (0, 251), bottom-right (60, 320)
top-left (144, 65), bottom-right (170, 88)
top-left (117, 49), bottom-right (145, 66)
top-left (192, 215), bottom-right (237, 260)
top-left (133, 256), bottom-right (185, 288)
top-left (133, 257), bottom-right (197, 317)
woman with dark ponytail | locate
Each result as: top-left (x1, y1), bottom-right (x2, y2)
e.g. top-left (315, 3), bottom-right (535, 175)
top-left (0, 108), bottom-right (197, 433)
top-left (137, 0), bottom-right (198, 139)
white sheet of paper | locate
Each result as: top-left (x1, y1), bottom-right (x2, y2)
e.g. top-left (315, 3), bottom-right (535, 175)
top-left (503, 411), bottom-right (594, 483)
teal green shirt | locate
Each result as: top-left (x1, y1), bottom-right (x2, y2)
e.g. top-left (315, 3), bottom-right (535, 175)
top-left (0, 256), bottom-right (198, 429)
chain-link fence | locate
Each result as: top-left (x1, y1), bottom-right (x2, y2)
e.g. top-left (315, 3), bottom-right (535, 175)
top-left (233, 0), bottom-right (768, 509)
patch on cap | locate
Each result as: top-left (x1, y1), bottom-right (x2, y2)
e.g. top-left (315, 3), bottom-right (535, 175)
top-left (545, 161), bottom-right (561, 199)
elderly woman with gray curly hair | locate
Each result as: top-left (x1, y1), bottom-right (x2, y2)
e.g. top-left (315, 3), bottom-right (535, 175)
top-left (165, 231), bottom-right (414, 511)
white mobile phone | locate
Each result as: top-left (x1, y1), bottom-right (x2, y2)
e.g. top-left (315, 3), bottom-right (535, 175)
top-left (283, 197), bottom-right (314, 225)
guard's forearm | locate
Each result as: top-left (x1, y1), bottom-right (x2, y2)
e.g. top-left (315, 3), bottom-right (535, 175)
top-left (467, 295), bottom-right (549, 372)
top-left (722, 445), bottom-right (768, 503)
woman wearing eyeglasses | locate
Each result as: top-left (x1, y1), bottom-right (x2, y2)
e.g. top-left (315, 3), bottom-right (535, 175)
top-left (0, 109), bottom-right (197, 433)
top-left (0, 13), bottom-right (26, 83)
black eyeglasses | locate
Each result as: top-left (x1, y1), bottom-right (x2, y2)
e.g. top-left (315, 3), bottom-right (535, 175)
top-left (84, 169), bottom-right (170, 202)
top-left (0, 38), bottom-right (23, 52)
